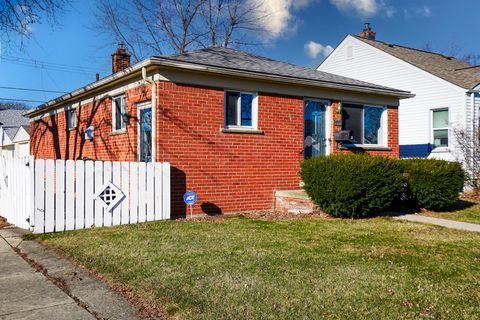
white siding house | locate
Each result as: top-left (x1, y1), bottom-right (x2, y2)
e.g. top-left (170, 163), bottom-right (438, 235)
top-left (318, 28), bottom-right (480, 161)
top-left (0, 109), bottom-right (30, 157)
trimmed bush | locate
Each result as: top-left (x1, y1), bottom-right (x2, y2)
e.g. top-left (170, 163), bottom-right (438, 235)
top-left (300, 154), bottom-right (403, 218)
top-left (400, 158), bottom-right (465, 210)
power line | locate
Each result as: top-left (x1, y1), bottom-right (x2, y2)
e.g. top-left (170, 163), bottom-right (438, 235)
top-left (0, 86), bottom-right (67, 94)
top-left (0, 97), bottom-right (46, 103)
top-left (1, 54), bottom-right (109, 72)
top-left (0, 55), bottom-right (109, 75)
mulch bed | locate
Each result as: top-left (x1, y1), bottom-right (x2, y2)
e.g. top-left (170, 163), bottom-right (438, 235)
top-left (177, 210), bottom-right (331, 222)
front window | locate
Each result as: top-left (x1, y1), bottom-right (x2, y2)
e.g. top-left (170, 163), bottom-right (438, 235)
top-left (112, 95), bottom-right (127, 131)
top-left (225, 91), bottom-right (257, 128)
top-left (66, 109), bottom-right (77, 130)
top-left (342, 103), bottom-right (386, 145)
top-left (432, 109), bottom-right (448, 147)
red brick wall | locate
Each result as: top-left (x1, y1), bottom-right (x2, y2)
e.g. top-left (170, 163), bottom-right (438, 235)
top-left (30, 85), bottom-right (151, 161)
top-left (30, 82), bottom-right (400, 217)
top-left (330, 101), bottom-right (399, 157)
top-left (156, 82), bottom-right (304, 216)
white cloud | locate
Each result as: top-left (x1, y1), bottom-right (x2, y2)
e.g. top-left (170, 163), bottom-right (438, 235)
top-left (329, 0), bottom-right (395, 18)
top-left (404, 5), bottom-right (432, 18)
top-left (304, 41), bottom-right (334, 59)
top-left (249, 0), bottom-right (313, 40)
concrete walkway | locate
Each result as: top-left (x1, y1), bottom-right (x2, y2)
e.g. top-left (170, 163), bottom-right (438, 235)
top-left (393, 214), bottom-right (480, 232)
top-left (0, 226), bottom-right (147, 320)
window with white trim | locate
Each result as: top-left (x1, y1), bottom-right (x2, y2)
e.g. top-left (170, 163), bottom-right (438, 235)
top-left (112, 95), bottom-right (127, 131)
top-left (66, 109), bottom-right (77, 130)
top-left (432, 109), bottom-right (448, 147)
top-left (225, 91), bottom-right (257, 129)
top-left (342, 103), bottom-right (387, 145)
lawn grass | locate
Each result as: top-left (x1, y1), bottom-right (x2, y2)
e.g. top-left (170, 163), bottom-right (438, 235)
top-left (421, 199), bottom-right (480, 224)
top-left (33, 216), bottom-right (480, 319)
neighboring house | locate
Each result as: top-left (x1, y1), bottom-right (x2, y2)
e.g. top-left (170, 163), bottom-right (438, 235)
top-left (25, 45), bottom-right (410, 216)
top-left (318, 23), bottom-right (480, 161)
top-left (0, 108), bottom-right (30, 157)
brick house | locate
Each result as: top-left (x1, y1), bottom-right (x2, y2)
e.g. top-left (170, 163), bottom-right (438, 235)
top-left (25, 46), bottom-right (411, 217)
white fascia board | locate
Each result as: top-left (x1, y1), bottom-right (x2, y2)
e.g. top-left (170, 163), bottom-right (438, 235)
top-left (24, 59), bottom-right (155, 118)
top-left (150, 57), bottom-right (412, 99)
top-left (25, 52), bottom-right (412, 120)
top-left (317, 36), bottom-right (350, 69)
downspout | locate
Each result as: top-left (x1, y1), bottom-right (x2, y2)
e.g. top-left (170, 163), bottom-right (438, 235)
top-left (142, 67), bottom-right (157, 163)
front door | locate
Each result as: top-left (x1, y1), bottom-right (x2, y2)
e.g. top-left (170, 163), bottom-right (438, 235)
top-left (304, 100), bottom-right (327, 159)
top-left (139, 107), bottom-right (152, 162)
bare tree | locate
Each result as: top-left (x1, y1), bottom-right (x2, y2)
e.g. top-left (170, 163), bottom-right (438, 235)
top-left (422, 42), bottom-right (480, 65)
top-left (0, 0), bottom-right (66, 46)
top-left (94, 0), bottom-right (267, 61)
top-left (454, 127), bottom-right (480, 193)
top-left (0, 101), bottom-right (29, 110)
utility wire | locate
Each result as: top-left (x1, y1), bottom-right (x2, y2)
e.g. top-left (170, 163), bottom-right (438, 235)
top-left (0, 86), bottom-right (67, 94)
top-left (1, 54), bottom-right (108, 72)
top-left (0, 97), bottom-right (46, 103)
top-left (0, 55), bottom-right (109, 75)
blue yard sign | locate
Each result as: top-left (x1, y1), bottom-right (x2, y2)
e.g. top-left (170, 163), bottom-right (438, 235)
top-left (183, 191), bottom-right (197, 219)
top-left (183, 191), bottom-right (197, 205)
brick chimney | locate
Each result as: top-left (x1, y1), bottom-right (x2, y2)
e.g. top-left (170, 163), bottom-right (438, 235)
top-left (358, 22), bottom-right (376, 40)
top-left (111, 43), bottom-right (131, 73)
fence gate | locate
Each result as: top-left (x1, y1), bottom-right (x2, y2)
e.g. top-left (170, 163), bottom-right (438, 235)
top-left (0, 157), bottom-right (171, 234)
top-left (0, 156), bottom-right (32, 230)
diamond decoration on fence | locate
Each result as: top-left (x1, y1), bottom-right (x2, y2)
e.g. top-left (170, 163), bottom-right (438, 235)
top-left (93, 181), bottom-right (125, 212)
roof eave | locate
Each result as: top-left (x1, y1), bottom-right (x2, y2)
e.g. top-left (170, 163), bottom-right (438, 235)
top-left (23, 58), bottom-right (155, 118)
top-left (24, 56), bottom-right (412, 118)
top-left (150, 57), bottom-right (413, 99)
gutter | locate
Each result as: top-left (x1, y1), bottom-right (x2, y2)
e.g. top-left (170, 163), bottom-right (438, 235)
top-left (24, 57), bottom-right (413, 119)
top-left (23, 59), bottom-right (154, 118)
top-left (151, 57), bottom-right (414, 99)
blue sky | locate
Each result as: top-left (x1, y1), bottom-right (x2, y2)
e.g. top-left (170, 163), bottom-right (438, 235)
top-left (1, 0), bottom-right (479, 107)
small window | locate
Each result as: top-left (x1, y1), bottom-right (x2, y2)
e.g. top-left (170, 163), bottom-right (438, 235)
top-left (342, 103), bottom-right (386, 145)
top-left (432, 109), bottom-right (448, 147)
top-left (225, 91), bottom-right (257, 129)
top-left (112, 95), bottom-right (127, 131)
top-left (66, 109), bottom-right (77, 130)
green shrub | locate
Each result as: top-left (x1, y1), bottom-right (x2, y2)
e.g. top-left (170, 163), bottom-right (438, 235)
top-left (300, 154), bottom-right (403, 218)
top-left (400, 158), bottom-right (465, 210)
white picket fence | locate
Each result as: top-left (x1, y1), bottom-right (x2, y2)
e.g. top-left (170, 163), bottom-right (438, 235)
top-left (0, 156), bottom-right (32, 230)
top-left (0, 156), bottom-right (171, 234)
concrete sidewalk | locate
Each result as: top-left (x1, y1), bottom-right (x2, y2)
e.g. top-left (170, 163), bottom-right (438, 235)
top-left (393, 214), bottom-right (480, 232)
top-left (0, 226), bottom-right (147, 320)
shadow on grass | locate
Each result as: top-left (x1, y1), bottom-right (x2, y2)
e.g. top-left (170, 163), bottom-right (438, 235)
top-left (435, 199), bottom-right (476, 212)
top-left (378, 199), bottom-right (477, 219)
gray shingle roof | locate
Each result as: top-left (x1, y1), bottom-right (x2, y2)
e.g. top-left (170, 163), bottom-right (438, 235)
top-left (0, 109), bottom-right (30, 140)
top-left (355, 36), bottom-right (480, 90)
top-left (157, 47), bottom-right (408, 94)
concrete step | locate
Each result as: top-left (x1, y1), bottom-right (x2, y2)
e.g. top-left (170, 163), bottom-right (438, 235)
top-left (274, 190), bottom-right (318, 214)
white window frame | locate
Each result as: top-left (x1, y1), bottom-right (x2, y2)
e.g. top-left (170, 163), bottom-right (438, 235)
top-left (136, 102), bottom-right (152, 162)
top-left (66, 108), bottom-right (77, 130)
top-left (224, 90), bottom-right (258, 130)
top-left (342, 103), bottom-right (388, 147)
top-left (112, 95), bottom-right (127, 132)
top-left (431, 108), bottom-right (449, 150)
